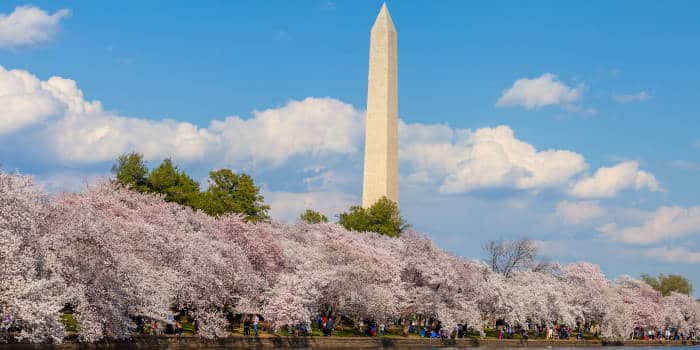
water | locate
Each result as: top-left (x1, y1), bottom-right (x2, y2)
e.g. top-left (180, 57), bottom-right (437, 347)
top-left (1, 344), bottom-right (699, 350)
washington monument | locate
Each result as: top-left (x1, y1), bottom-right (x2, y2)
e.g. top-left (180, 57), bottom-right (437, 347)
top-left (362, 3), bottom-right (398, 208)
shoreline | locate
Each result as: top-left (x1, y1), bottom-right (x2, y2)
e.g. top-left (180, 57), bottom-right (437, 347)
top-left (1, 336), bottom-right (699, 349)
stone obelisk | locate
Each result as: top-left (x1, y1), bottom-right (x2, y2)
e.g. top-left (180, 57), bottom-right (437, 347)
top-left (362, 3), bottom-right (398, 208)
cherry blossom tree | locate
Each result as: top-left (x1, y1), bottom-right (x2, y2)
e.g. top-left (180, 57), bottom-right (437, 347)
top-left (561, 261), bottom-right (625, 336)
top-left (662, 292), bottom-right (700, 334)
top-left (3, 169), bottom-right (699, 343)
top-left (397, 232), bottom-right (487, 334)
top-left (608, 276), bottom-right (664, 339)
top-left (42, 181), bottom-right (263, 341)
top-left (0, 172), bottom-right (66, 343)
top-left (264, 222), bottom-right (403, 328)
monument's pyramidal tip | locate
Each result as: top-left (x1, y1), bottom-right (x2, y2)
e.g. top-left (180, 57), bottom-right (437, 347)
top-left (373, 2), bottom-right (395, 31)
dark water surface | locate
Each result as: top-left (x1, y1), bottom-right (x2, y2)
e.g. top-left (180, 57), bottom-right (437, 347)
top-left (2, 346), bottom-right (700, 350)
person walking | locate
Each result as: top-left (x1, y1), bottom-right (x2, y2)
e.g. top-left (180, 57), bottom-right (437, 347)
top-left (243, 316), bottom-right (250, 336)
top-left (151, 321), bottom-right (158, 336)
top-left (253, 315), bottom-right (259, 337)
top-left (326, 317), bottom-right (334, 336)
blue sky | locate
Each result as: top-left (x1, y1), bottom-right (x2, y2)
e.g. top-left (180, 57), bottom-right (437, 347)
top-left (1, 1), bottom-right (699, 294)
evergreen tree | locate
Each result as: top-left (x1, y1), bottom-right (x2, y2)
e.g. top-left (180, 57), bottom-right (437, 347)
top-left (147, 158), bottom-right (201, 207)
top-left (199, 169), bottom-right (270, 223)
top-left (111, 155), bottom-right (269, 223)
top-left (338, 197), bottom-right (406, 237)
top-left (299, 209), bottom-right (328, 224)
top-left (111, 152), bottom-right (149, 192)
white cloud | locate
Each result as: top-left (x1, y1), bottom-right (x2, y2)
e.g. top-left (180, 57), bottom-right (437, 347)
top-left (0, 64), bottom-right (363, 167)
top-left (211, 98), bottom-right (363, 167)
top-left (0, 66), bottom-right (65, 134)
top-left (400, 125), bottom-right (658, 198)
top-left (612, 91), bottom-right (652, 103)
top-left (645, 247), bottom-right (700, 263)
top-left (400, 123), bottom-right (588, 194)
top-left (570, 161), bottom-right (662, 198)
top-left (266, 190), bottom-right (357, 223)
top-left (599, 205), bottom-right (700, 244)
top-left (0, 5), bottom-right (70, 49)
top-left (50, 114), bottom-right (217, 163)
top-left (556, 200), bottom-right (604, 225)
top-left (1, 65), bottom-right (661, 201)
top-left (496, 73), bottom-right (583, 110)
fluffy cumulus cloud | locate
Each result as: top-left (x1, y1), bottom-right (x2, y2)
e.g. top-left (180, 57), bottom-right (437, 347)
top-left (599, 205), bottom-right (700, 244)
top-left (0, 5), bottom-right (70, 49)
top-left (645, 247), bottom-right (700, 264)
top-left (612, 91), bottom-right (652, 103)
top-left (399, 125), bottom-right (663, 198)
top-left (0, 65), bottom-right (363, 167)
top-left (570, 161), bottom-right (662, 198)
top-left (0, 66), bottom-right (66, 134)
top-left (210, 98), bottom-right (363, 167)
top-left (401, 123), bottom-right (588, 194)
top-left (1, 65), bottom-right (664, 206)
top-left (496, 73), bottom-right (583, 110)
top-left (556, 200), bottom-right (604, 225)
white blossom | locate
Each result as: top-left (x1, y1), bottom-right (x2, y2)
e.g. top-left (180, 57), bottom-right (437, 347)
top-left (1, 169), bottom-right (699, 342)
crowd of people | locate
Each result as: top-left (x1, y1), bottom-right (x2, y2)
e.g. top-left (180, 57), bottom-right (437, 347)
top-left (282, 315), bottom-right (335, 337)
top-left (634, 327), bottom-right (697, 341)
top-left (128, 317), bottom-right (184, 337)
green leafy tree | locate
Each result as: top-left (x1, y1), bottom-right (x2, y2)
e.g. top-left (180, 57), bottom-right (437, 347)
top-left (147, 159), bottom-right (201, 207)
top-left (338, 196), bottom-right (407, 237)
top-left (199, 169), bottom-right (270, 223)
top-left (641, 273), bottom-right (694, 296)
top-left (112, 155), bottom-right (270, 223)
top-left (641, 273), bottom-right (661, 292)
top-left (299, 209), bottom-right (328, 224)
top-left (112, 152), bottom-right (149, 192)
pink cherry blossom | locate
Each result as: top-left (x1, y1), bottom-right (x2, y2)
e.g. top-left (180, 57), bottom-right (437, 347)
top-left (2, 170), bottom-right (699, 342)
